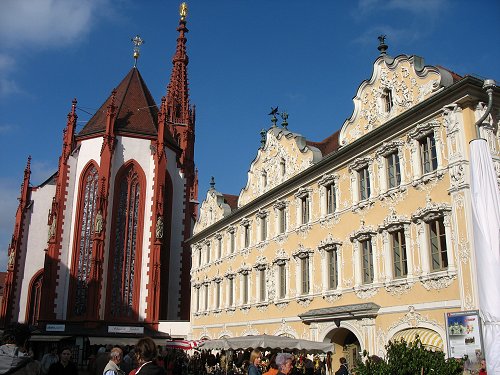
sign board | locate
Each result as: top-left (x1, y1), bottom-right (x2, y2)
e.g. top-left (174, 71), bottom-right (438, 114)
top-left (46, 324), bottom-right (66, 332)
top-left (108, 326), bottom-right (144, 334)
top-left (445, 310), bottom-right (483, 366)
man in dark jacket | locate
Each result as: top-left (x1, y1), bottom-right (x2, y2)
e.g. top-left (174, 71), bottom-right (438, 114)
top-left (0, 323), bottom-right (40, 375)
top-left (334, 357), bottom-right (348, 375)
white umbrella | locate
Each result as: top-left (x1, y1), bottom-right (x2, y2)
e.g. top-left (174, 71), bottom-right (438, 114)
top-left (470, 138), bottom-right (500, 374)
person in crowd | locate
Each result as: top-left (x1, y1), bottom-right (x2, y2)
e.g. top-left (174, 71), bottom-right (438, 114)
top-left (263, 354), bottom-right (279, 375)
top-left (248, 349), bottom-right (262, 375)
top-left (47, 347), bottom-right (78, 375)
top-left (121, 347), bottom-right (135, 375)
top-left (132, 338), bottom-right (164, 375)
top-left (0, 322), bottom-right (40, 375)
top-left (479, 358), bottom-right (487, 375)
top-left (275, 353), bottom-right (293, 375)
top-left (334, 357), bottom-right (348, 375)
top-left (41, 347), bottom-right (58, 375)
top-left (95, 346), bottom-right (112, 375)
top-left (103, 347), bottom-right (125, 375)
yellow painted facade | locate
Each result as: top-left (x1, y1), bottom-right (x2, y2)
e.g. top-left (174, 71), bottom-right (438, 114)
top-left (188, 53), bottom-right (499, 367)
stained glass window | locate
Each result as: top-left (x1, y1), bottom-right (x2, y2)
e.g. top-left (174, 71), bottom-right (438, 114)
top-left (27, 272), bottom-right (43, 326)
top-left (110, 165), bottom-right (142, 318)
top-left (74, 165), bottom-right (99, 316)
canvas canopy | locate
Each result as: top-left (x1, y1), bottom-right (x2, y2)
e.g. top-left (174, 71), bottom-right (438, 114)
top-left (198, 334), bottom-right (332, 353)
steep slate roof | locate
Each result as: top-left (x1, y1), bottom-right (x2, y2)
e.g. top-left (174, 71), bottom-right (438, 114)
top-left (78, 68), bottom-right (162, 138)
top-left (306, 130), bottom-right (340, 158)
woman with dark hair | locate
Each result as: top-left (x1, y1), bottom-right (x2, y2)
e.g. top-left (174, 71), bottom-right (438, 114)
top-left (133, 338), bottom-right (165, 375)
top-left (47, 347), bottom-right (78, 375)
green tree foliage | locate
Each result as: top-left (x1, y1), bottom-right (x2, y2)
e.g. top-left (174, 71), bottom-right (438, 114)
top-left (354, 337), bottom-right (464, 375)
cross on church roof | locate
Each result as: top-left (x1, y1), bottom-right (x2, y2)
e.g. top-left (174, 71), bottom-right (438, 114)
top-left (131, 35), bottom-right (145, 67)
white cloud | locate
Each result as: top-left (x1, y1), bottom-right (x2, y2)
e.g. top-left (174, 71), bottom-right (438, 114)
top-left (357, 0), bottom-right (448, 15)
top-left (0, 0), bottom-right (106, 49)
top-left (30, 160), bottom-right (57, 186)
top-left (0, 124), bottom-right (17, 134)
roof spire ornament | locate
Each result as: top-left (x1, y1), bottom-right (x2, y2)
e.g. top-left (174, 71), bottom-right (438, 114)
top-left (280, 111), bottom-right (289, 130)
top-left (377, 35), bottom-right (388, 55)
top-left (180, 2), bottom-right (188, 21)
top-left (131, 35), bottom-right (145, 67)
top-left (268, 106), bottom-right (279, 127)
top-left (209, 176), bottom-right (215, 190)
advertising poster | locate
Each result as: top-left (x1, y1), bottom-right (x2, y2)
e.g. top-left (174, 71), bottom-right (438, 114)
top-left (445, 310), bottom-right (483, 367)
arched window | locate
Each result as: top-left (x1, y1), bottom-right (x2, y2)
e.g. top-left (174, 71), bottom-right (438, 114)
top-left (107, 162), bottom-right (145, 320)
top-left (71, 163), bottom-right (99, 317)
top-left (26, 270), bottom-right (43, 326)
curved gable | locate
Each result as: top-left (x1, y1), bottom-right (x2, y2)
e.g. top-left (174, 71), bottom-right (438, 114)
top-left (238, 128), bottom-right (322, 207)
top-left (339, 55), bottom-right (453, 146)
top-left (194, 189), bottom-right (233, 234)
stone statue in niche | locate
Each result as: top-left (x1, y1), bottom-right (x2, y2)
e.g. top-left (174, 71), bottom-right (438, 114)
top-left (94, 211), bottom-right (103, 234)
top-left (47, 214), bottom-right (57, 241)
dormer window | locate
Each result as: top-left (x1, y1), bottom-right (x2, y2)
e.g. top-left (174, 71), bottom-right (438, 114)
top-left (382, 88), bottom-right (393, 113)
top-left (280, 158), bottom-right (286, 176)
top-left (261, 170), bottom-right (268, 189)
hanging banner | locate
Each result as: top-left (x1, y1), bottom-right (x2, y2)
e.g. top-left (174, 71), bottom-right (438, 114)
top-left (445, 310), bottom-right (484, 365)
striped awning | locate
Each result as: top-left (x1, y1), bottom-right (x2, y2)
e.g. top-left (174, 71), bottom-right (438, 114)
top-left (164, 340), bottom-right (203, 350)
top-left (391, 328), bottom-right (444, 351)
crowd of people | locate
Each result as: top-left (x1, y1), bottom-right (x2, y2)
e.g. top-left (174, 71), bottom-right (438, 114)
top-left (0, 323), bottom-right (489, 375)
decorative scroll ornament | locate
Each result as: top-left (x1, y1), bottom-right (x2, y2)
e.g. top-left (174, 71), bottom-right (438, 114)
top-left (388, 305), bottom-right (442, 331)
top-left (420, 273), bottom-right (457, 291)
top-left (355, 287), bottom-right (379, 299)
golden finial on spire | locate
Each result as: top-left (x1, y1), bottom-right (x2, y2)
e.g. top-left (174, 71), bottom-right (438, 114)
top-left (180, 2), bottom-right (188, 21)
top-left (131, 35), bottom-right (145, 67)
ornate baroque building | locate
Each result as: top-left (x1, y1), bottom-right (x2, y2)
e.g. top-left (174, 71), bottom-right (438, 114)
top-left (189, 41), bottom-right (499, 367)
top-left (1, 5), bottom-right (197, 341)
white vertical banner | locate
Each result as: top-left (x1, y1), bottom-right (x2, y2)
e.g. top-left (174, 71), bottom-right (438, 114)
top-left (470, 139), bottom-right (500, 374)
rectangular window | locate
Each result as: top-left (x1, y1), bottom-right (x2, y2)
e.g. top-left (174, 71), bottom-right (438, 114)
top-left (196, 287), bottom-right (200, 312)
top-left (420, 134), bottom-right (438, 174)
top-left (230, 231), bottom-right (235, 253)
top-left (204, 284), bottom-right (209, 311)
top-left (215, 282), bottom-right (221, 309)
top-left (326, 183), bottom-right (336, 214)
top-left (259, 269), bottom-right (266, 302)
top-left (278, 263), bottom-right (286, 298)
top-left (328, 250), bottom-right (338, 289)
top-left (301, 257), bottom-right (310, 294)
top-left (392, 230), bottom-right (408, 278)
top-left (361, 239), bottom-right (374, 284)
top-left (261, 216), bottom-right (267, 242)
top-left (429, 218), bottom-right (448, 271)
top-left (301, 195), bottom-right (310, 224)
top-left (244, 225), bottom-right (250, 248)
top-left (359, 167), bottom-right (370, 200)
top-left (242, 273), bottom-right (249, 304)
top-left (206, 243), bottom-right (210, 264)
top-left (278, 207), bottom-right (286, 234)
top-left (198, 249), bottom-right (202, 267)
top-left (228, 278), bottom-right (234, 306)
top-left (387, 152), bottom-right (401, 189)
top-left (217, 237), bottom-right (222, 259)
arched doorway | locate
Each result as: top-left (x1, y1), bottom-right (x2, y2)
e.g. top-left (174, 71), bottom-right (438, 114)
top-left (324, 327), bottom-right (361, 373)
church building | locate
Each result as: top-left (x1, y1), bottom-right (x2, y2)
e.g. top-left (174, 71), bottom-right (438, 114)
top-left (1, 3), bottom-right (197, 343)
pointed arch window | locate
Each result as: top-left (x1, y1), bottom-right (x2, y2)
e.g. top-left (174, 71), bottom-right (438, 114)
top-left (26, 271), bottom-right (43, 326)
top-left (107, 163), bottom-right (145, 319)
top-left (72, 163), bottom-right (99, 316)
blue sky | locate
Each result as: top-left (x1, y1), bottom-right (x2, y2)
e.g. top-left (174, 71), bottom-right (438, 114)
top-left (0, 0), bottom-right (499, 270)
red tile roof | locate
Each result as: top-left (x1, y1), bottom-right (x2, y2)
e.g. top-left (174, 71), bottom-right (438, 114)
top-left (306, 130), bottom-right (340, 157)
top-left (78, 68), bottom-right (164, 139)
top-left (223, 194), bottom-right (239, 211)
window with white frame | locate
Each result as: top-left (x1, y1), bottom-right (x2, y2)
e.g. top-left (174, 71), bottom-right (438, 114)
top-left (215, 280), bottom-right (221, 309)
top-left (391, 229), bottom-right (408, 278)
top-left (217, 235), bottom-right (222, 259)
top-left (293, 246), bottom-right (313, 296)
top-left (226, 275), bottom-right (235, 307)
top-left (302, 195), bottom-right (310, 224)
top-left (359, 166), bottom-right (371, 201)
top-left (274, 201), bottom-right (287, 235)
top-left (428, 217), bottom-right (448, 271)
top-left (386, 151), bottom-right (401, 189)
top-left (241, 271), bottom-right (249, 305)
top-left (228, 228), bottom-right (236, 254)
top-left (259, 214), bottom-right (267, 242)
top-left (326, 183), bottom-right (336, 214)
top-left (256, 266), bottom-right (266, 302)
top-left (205, 242), bottom-right (211, 264)
top-left (277, 261), bottom-right (287, 299)
top-left (204, 283), bottom-right (209, 311)
top-left (243, 223), bottom-right (251, 248)
top-left (197, 246), bottom-right (202, 267)
top-left (382, 88), bottom-right (393, 113)
top-left (419, 134), bottom-right (438, 174)
top-left (195, 285), bottom-right (201, 312)
top-left (361, 238), bottom-right (374, 284)
top-left (301, 256), bottom-right (310, 294)
top-left (327, 247), bottom-right (338, 289)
